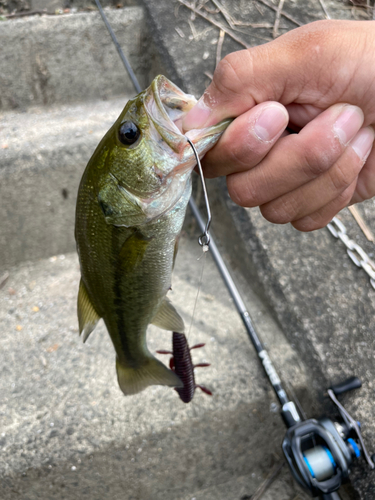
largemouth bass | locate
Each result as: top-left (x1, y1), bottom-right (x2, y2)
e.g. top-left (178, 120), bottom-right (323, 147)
top-left (75, 75), bottom-right (229, 396)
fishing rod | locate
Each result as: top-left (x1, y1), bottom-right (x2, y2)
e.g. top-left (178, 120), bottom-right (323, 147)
top-left (94, 2), bottom-right (375, 498)
top-left (191, 201), bottom-right (375, 500)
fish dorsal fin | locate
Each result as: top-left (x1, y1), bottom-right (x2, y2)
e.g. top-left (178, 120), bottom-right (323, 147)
top-left (151, 297), bottom-right (185, 333)
top-left (77, 279), bottom-right (101, 342)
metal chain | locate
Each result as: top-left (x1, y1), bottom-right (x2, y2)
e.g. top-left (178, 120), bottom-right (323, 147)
top-left (327, 217), bottom-right (375, 290)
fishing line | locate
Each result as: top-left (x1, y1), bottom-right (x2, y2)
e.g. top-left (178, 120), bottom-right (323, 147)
top-left (186, 246), bottom-right (208, 341)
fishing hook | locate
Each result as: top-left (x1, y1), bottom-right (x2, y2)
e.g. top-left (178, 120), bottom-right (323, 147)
top-left (94, 0), bottom-right (212, 250)
top-left (186, 137), bottom-right (211, 248)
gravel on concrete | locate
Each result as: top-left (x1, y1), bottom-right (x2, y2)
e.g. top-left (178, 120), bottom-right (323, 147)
top-left (0, 230), bottom-right (311, 500)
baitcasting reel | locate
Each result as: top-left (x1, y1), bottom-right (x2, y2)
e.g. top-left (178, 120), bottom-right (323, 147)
top-left (282, 377), bottom-right (375, 499)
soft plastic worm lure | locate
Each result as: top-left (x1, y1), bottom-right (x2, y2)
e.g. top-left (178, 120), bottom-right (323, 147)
top-left (157, 332), bottom-right (212, 403)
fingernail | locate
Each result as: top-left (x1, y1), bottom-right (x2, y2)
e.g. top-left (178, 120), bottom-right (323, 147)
top-left (333, 105), bottom-right (364, 146)
top-left (183, 98), bottom-right (212, 131)
top-left (253, 105), bottom-right (288, 142)
top-left (350, 126), bottom-right (375, 161)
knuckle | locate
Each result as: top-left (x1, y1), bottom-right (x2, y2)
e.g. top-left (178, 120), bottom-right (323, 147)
top-left (292, 217), bottom-right (326, 232)
top-left (328, 161), bottom-right (356, 193)
top-left (336, 185), bottom-right (355, 207)
top-left (293, 186), bottom-right (355, 232)
top-left (298, 143), bottom-right (335, 179)
top-left (212, 51), bottom-right (253, 98)
top-left (260, 196), bottom-right (298, 224)
top-left (227, 174), bottom-right (257, 207)
top-left (226, 143), bottom-right (254, 171)
top-left (292, 211), bottom-right (333, 232)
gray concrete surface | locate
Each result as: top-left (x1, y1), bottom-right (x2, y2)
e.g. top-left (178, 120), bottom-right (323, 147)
top-left (0, 97), bottom-right (129, 267)
top-left (0, 7), bottom-right (152, 111)
top-left (0, 233), bottom-right (311, 500)
top-left (0, 0), bottom-right (137, 15)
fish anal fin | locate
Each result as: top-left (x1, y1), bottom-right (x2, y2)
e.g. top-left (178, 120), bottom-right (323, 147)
top-left (77, 279), bottom-right (101, 342)
top-left (116, 355), bottom-right (183, 395)
top-left (119, 231), bottom-right (152, 271)
top-left (151, 297), bottom-right (184, 333)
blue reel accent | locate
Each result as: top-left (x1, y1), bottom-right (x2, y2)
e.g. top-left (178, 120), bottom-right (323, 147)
top-left (347, 438), bottom-right (361, 458)
top-left (323, 446), bottom-right (337, 468)
top-left (304, 455), bottom-right (316, 478)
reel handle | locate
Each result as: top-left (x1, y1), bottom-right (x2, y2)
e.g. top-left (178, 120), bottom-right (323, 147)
top-left (329, 376), bottom-right (361, 396)
top-left (322, 492), bottom-right (341, 500)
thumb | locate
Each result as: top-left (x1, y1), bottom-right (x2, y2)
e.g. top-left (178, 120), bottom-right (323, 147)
top-left (182, 20), bottom-right (351, 131)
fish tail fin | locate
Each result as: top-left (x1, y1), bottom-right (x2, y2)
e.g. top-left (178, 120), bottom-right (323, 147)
top-left (116, 355), bottom-right (183, 396)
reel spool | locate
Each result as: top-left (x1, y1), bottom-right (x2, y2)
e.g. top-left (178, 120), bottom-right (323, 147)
top-left (282, 377), bottom-right (374, 498)
top-left (303, 445), bottom-right (338, 482)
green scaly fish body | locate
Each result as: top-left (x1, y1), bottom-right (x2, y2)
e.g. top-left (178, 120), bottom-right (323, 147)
top-left (75, 76), bottom-right (230, 395)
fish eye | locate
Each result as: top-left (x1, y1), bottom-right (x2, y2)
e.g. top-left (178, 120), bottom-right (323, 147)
top-left (118, 121), bottom-right (140, 146)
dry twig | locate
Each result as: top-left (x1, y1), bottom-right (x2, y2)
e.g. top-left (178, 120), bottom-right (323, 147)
top-left (348, 205), bottom-right (375, 242)
top-left (231, 21), bottom-right (273, 28)
top-left (203, 5), bottom-right (220, 14)
top-left (211, 0), bottom-right (236, 28)
top-left (190, 0), bottom-right (197, 20)
top-left (256, 0), bottom-right (302, 27)
top-left (211, 0), bottom-right (274, 29)
top-left (250, 461), bottom-right (285, 500)
top-left (216, 29), bottom-right (225, 68)
top-left (318, 0), bottom-right (331, 19)
top-left (273, 0), bottom-right (285, 38)
top-left (175, 26), bottom-right (185, 38)
top-left (0, 272), bottom-right (9, 290)
top-left (188, 18), bottom-right (198, 38)
top-left (176, 0), bottom-right (250, 48)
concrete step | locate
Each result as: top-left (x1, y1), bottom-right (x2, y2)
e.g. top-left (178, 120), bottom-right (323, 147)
top-left (0, 7), bottom-right (157, 111)
top-left (0, 96), bottom-right (130, 268)
top-left (0, 233), bottom-right (310, 500)
top-left (179, 468), bottom-right (301, 500)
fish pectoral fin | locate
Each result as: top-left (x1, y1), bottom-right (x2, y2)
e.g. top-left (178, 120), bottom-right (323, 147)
top-left (151, 297), bottom-right (185, 333)
top-left (116, 355), bottom-right (183, 395)
top-left (119, 231), bottom-right (152, 271)
top-left (77, 279), bottom-right (101, 342)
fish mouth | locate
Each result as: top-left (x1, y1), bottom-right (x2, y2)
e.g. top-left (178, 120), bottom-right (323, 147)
top-left (144, 75), bottom-right (230, 168)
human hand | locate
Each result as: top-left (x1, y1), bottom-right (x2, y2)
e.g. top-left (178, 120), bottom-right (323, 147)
top-left (183, 20), bottom-right (375, 231)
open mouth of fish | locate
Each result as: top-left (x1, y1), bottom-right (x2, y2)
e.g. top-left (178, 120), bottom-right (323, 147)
top-left (144, 75), bottom-right (230, 171)
top-left (98, 76), bottom-right (231, 227)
